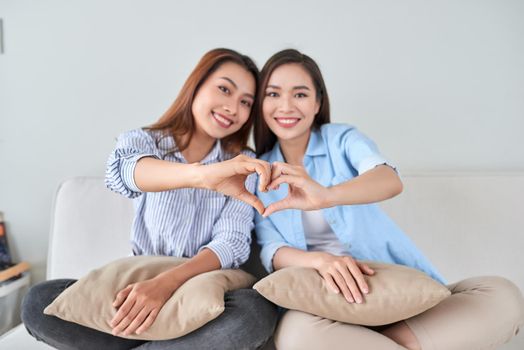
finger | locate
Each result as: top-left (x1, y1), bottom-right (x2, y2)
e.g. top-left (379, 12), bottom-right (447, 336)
top-left (112, 302), bottom-right (142, 335)
top-left (268, 175), bottom-right (303, 190)
top-left (320, 272), bottom-right (340, 294)
top-left (123, 306), bottom-right (150, 336)
top-left (271, 162), bottom-right (301, 178)
top-left (270, 162), bottom-right (284, 182)
top-left (113, 285), bottom-right (132, 308)
top-left (237, 192), bottom-right (265, 215)
top-left (135, 308), bottom-right (160, 335)
top-left (345, 261), bottom-right (367, 300)
top-left (234, 161), bottom-right (260, 176)
top-left (358, 262), bottom-right (375, 276)
top-left (254, 163), bottom-right (271, 193)
top-left (262, 198), bottom-right (292, 217)
top-left (110, 294), bottom-right (136, 329)
top-left (255, 161), bottom-right (272, 192)
top-left (331, 270), bottom-right (355, 303)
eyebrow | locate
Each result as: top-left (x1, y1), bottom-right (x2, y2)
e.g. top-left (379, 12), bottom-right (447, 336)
top-left (219, 77), bottom-right (255, 100)
top-left (266, 84), bottom-right (311, 91)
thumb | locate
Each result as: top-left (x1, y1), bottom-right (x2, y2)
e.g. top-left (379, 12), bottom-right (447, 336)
top-left (263, 199), bottom-right (292, 217)
top-left (237, 192), bottom-right (265, 216)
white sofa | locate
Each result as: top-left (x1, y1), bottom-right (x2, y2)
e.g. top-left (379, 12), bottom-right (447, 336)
top-left (1, 175), bottom-right (523, 349)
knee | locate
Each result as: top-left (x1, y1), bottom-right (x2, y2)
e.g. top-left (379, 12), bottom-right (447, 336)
top-left (21, 282), bottom-right (47, 328)
top-left (489, 277), bottom-right (524, 326)
top-left (470, 276), bottom-right (524, 328)
top-left (21, 279), bottom-right (73, 333)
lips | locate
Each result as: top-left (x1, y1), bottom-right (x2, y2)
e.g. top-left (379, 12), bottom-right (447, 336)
top-left (212, 112), bottom-right (233, 128)
top-left (274, 117), bottom-right (301, 128)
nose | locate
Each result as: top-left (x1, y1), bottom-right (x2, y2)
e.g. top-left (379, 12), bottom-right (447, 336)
top-left (223, 103), bottom-right (236, 116)
top-left (278, 95), bottom-right (293, 113)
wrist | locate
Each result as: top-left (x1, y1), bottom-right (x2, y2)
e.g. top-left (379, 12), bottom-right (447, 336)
top-left (310, 251), bottom-right (330, 270)
top-left (188, 163), bottom-right (207, 189)
top-left (154, 269), bottom-right (184, 292)
top-left (322, 186), bottom-right (339, 208)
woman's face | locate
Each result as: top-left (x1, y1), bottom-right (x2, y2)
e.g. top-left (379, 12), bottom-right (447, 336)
top-left (192, 61), bottom-right (255, 140)
top-left (262, 63), bottom-right (320, 144)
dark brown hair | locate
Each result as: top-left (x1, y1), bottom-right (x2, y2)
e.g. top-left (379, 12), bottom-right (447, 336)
top-left (254, 49), bottom-right (330, 156)
top-left (146, 48), bottom-right (258, 155)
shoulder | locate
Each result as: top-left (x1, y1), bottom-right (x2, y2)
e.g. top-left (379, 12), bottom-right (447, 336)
top-left (117, 128), bottom-right (164, 143)
top-left (318, 123), bottom-right (361, 146)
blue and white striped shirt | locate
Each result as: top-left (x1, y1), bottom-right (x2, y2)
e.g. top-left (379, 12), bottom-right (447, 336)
top-left (105, 128), bottom-right (256, 269)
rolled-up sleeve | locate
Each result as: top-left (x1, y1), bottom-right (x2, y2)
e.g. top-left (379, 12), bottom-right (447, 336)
top-left (255, 212), bottom-right (291, 273)
top-left (342, 128), bottom-right (396, 175)
top-left (105, 129), bottom-right (161, 198)
top-left (199, 172), bottom-right (257, 269)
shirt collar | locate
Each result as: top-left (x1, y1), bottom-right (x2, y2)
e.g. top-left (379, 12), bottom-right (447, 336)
top-left (305, 128), bottom-right (327, 157)
top-left (163, 134), bottom-right (223, 164)
top-left (200, 139), bottom-right (223, 164)
top-left (269, 127), bottom-right (326, 162)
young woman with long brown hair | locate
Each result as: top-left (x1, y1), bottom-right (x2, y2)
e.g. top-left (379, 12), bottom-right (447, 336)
top-left (254, 49), bottom-right (524, 350)
top-left (22, 48), bottom-right (278, 350)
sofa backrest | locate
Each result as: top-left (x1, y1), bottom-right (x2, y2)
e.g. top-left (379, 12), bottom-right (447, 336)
top-left (47, 175), bottom-right (524, 292)
top-left (47, 177), bottom-right (133, 279)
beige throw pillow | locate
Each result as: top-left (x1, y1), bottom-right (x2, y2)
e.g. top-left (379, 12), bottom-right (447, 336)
top-left (253, 262), bottom-right (450, 326)
top-left (44, 256), bottom-right (256, 340)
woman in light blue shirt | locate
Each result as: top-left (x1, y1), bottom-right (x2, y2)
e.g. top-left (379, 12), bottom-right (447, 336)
top-left (254, 49), bottom-right (524, 350)
top-left (22, 48), bottom-right (277, 350)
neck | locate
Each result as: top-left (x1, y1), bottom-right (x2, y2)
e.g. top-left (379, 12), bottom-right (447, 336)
top-left (279, 130), bottom-right (311, 166)
top-left (181, 127), bottom-right (216, 164)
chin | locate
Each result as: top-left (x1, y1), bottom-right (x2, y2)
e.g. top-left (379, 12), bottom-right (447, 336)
top-left (209, 127), bottom-right (238, 140)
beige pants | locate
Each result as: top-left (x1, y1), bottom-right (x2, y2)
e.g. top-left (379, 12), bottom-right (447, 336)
top-left (274, 276), bottom-right (524, 350)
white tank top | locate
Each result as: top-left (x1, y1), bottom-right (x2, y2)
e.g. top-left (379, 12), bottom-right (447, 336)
top-left (302, 210), bottom-right (350, 256)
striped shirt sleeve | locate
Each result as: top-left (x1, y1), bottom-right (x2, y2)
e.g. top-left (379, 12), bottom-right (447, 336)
top-left (105, 129), bottom-right (161, 198)
top-left (199, 152), bottom-right (257, 269)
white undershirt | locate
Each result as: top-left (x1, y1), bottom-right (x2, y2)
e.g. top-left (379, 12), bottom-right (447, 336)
top-left (302, 210), bottom-right (350, 256)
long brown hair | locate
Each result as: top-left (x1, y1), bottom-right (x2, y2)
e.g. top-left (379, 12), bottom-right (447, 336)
top-left (254, 49), bottom-right (330, 157)
top-left (147, 48), bottom-right (258, 155)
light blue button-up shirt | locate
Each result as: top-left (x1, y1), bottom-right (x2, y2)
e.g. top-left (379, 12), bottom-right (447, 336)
top-left (255, 123), bottom-right (446, 283)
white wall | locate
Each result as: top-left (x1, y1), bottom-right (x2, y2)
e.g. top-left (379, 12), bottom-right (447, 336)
top-left (1, 0), bottom-right (523, 284)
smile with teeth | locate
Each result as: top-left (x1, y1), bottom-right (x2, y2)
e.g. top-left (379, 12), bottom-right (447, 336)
top-left (275, 117), bottom-right (301, 126)
top-left (212, 112), bottom-right (233, 128)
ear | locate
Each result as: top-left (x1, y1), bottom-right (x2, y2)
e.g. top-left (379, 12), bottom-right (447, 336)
top-left (314, 100), bottom-right (321, 115)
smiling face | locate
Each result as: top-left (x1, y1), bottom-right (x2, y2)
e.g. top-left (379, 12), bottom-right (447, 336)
top-left (192, 61), bottom-right (256, 141)
top-left (262, 63), bottom-right (320, 145)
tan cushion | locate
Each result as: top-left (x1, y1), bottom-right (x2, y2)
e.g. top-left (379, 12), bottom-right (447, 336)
top-left (253, 262), bottom-right (450, 326)
top-left (44, 256), bottom-right (256, 340)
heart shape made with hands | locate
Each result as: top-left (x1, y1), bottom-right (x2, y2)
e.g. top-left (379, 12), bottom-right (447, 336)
top-left (260, 161), bottom-right (328, 217)
top-left (207, 156), bottom-right (325, 217)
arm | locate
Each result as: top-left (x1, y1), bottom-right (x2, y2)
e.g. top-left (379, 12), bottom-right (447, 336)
top-left (263, 126), bottom-right (402, 216)
top-left (255, 204), bottom-right (374, 304)
top-left (110, 155), bottom-right (259, 336)
top-left (273, 246), bottom-right (374, 304)
top-left (106, 129), bottom-right (271, 213)
top-left (263, 164), bottom-right (402, 216)
top-left (110, 248), bottom-right (220, 336)
top-left (325, 164), bottom-right (402, 207)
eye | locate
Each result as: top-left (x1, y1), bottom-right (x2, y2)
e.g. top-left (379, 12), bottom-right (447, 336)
top-left (295, 92), bottom-right (308, 98)
top-left (265, 91), bottom-right (279, 98)
top-left (241, 99), bottom-right (252, 108)
top-left (218, 85), bottom-right (230, 94)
